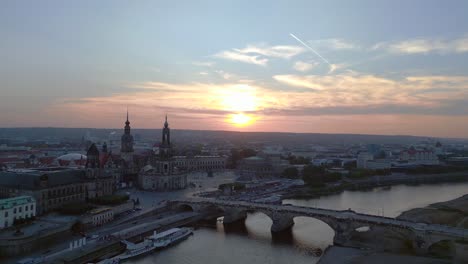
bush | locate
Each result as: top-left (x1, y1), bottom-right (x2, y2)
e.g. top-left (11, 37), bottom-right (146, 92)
top-left (282, 167), bottom-right (299, 179)
top-left (348, 169), bottom-right (390, 179)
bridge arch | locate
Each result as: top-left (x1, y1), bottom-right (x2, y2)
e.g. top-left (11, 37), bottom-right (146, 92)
top-left (176, 203), bottom-right (195, 212)
top-left (427, 239), bottom-right (454, 258)
top-left (292, 216), bottom-right (335, 246)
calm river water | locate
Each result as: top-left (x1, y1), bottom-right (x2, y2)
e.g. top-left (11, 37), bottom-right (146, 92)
top-left (127, 182), bottom-right (468, 264)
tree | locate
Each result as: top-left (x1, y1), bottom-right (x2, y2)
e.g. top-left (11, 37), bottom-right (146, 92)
top-left (302, 165), bottom-right (326, 187)
top-left (228, 148), bottom-right (258, 168)
top-left (282, 167), bottom-right (299, 179)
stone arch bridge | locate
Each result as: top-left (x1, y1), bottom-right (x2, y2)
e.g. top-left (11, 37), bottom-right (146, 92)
top-left (170, 199), bottom-right (468, 255)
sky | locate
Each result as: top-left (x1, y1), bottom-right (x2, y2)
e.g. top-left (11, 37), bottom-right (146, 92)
top-left (1, 0), bottom-right (468, 138)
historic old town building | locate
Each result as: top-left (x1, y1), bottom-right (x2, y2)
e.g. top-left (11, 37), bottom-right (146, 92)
top-left (139, 116), bottom-right (188, 191)
top-left (0, 144), bottom-right (114, 215)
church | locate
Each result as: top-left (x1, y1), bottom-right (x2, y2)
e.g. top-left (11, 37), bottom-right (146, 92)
top-left (138, 116), bottom-right (188, 191)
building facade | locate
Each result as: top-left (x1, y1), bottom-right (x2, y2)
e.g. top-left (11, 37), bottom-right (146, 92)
top-left (399, 147), bottom-right (439, 165)
top-left (0, 196), bottom-right (36, 229)
top-left (174, 155), bottom-right (226, 172)
top-left (139, 116), bottom-right (187, 191)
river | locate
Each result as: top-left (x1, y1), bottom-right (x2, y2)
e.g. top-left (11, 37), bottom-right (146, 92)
top-left (127, 182), bottom-right (468, 264)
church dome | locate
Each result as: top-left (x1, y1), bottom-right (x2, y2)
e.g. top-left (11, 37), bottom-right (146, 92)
top-left (57, 153), bottom-right (87, 166)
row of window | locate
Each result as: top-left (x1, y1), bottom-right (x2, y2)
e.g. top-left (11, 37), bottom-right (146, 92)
top-left (2, 214), bottom-right (34, 228)
top-left (42, 185), bottom-right (85, 199)
top-left (48, 194), bottom-right (84, 206)
top-left (177, 160), bottom-right (225, 166)
top-left (3, 204), bottom-right (34, 217)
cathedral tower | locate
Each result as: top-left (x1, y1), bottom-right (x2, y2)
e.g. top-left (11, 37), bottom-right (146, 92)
top-left (160, 115), bottom-right (172, 159)
top-left (121, 110), bottom-right (134, 153)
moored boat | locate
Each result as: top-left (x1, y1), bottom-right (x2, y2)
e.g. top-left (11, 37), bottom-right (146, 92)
top-left (97, 227), bottom-right (193, 263)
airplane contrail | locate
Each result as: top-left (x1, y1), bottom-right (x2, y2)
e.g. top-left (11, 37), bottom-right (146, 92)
top-left (289, 33), bottom-right (332, 66)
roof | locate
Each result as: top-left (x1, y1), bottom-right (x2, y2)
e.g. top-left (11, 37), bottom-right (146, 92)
top-left (58, 153), bottom-right (86, 161)
top-left (243, 156), bottom-right (264, 161)
top-left (0, 196), bottom-right (35, 210)
top-left (0, 168), bottom-right (88, 190)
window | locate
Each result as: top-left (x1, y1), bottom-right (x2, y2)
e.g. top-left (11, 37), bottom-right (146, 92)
top-left (19, 207), bottom-right (22, 213)
top-left (30, 205), bottom-right (33, 210)
top-left (13, 208), bottom-right (16, 214)
top-left (4, 211), bottom-right (8, 217)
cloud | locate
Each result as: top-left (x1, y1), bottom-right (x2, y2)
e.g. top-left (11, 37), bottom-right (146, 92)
top-left (235, 44), bottom-right (305, 59)
top-left (373, 36), bottom-right (468, 54)
top-left (214, 70), bottom-right (239, 80)
top-left (308, 38), bottom-right (359, 50)
top-left (214, 43), bottom-right (305, 66)
top-left (273, 73), bottom-right (468, 109)
top-left (214, 50), bottom-right (268, 66)
top-left (48, 73), bottom-right (468, 134)
top-left (192, 61), bottom-right (215, 67)
top-left (293, 61), bottom-right (318, 72)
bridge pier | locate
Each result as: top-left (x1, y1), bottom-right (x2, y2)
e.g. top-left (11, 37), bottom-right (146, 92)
top-left (332, 222), bottom-right (356, 247)
top-left (270, 215), bottom-right (294, 233)
top-left (223, 209), bottom-right (247, 224)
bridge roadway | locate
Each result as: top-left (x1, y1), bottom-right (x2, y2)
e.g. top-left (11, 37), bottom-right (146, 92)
top-left (172, 198), bottom-right (467, 250)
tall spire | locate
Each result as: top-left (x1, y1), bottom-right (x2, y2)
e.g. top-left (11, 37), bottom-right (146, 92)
top-left (164, 114), bottom-right (169, 128)
top-left (124, 109), bottom-right (131, 134)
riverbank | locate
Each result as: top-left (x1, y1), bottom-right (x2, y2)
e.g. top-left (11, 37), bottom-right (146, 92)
top-left (318, 246), bottom-right (450, 264)
top-left (397, 194), bottom-right (468, 228)
top-left (283, 171), bottom-right (468, 200)
top-left (318, 192), bottom-right (468, 263)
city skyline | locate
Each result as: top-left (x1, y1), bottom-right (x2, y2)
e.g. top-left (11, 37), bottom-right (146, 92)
top-left (2, 1), bottom-right (468, 138)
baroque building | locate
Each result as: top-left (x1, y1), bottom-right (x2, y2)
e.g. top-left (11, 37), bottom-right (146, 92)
top-left (0, 144), bottom-right (114, 215)
top-left (139, 116), bottom-right (187, 191)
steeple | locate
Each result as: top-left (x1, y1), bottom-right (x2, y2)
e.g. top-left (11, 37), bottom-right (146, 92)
top-left (121, 110), bottom-right (134, 153)
top-left (124, 110), bottom-right (131, 134)
top-left (160, 115), bottom-right (172, 158)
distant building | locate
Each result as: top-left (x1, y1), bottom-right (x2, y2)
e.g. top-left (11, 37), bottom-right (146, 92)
top-left (357, 152), bottom-right (374, 169)
top-left (139, 116), bottom-right (187, 191)
top-left (357, 152), bottom-right (391, 169)
top-left (0, 196), bottom-right (36, 229)
top-left (237, 152), bottom-right (288, 180)
top-left (174, 155), bottom-right (226, 172)
top-left (399, 147), bottom-right (439, 165)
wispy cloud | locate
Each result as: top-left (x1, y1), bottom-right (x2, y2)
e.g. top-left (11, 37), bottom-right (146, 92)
top-left (214, 70), bottom-right (236, 80)
top-left (192, 61), bottom-right (216, 67)
top-left (214, 50), bottom-right (268, 66)
top-left (214, 43), bottom-right (304, 66)
top-left (308, 38), bottom-right (359, 50)
top-left (373, 36), bottom-right (468, 54)
top-left (273, 73), bottom-right (468, 109)
top-left (293, 61), bottom-right (318, 72)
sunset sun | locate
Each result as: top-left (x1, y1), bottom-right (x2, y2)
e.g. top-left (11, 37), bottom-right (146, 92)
top-left (228, 113), bottom-right (254, 127)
